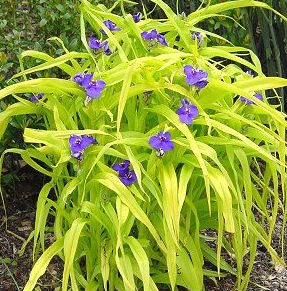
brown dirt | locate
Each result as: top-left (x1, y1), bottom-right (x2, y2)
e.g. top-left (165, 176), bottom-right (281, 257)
top-left (0, 166), bottom-right (62, 291)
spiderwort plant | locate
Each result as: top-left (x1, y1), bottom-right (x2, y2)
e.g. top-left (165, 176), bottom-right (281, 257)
top-left (1, 1), bottom-right (287, 291)
top-left (133, 12), bottom-right (142, 23)
top-left (73, 72), bottom-right (106, 103)
top-left (149, 131), bottom-right (174, 157)
top-left (100, 19), bottom-right (121, 34)
top-left (192, 31), bottom-right (204, 44)
top-left (30, 92), bottom-right (44, 102)
top-left (177, 98), bottom-right (199, 124)
top-left (88, 36), bottom-right (112, 55)
top-left (112, 160), bottom-right (137, 186)
top-left (240, 93), bottom-right (263, 105)
top-left (141, 29), bottom-right (168, 46)
top-left (69, 134), bottom-right (98, 161)
top-left (184, 65), bottom-right (208, 89)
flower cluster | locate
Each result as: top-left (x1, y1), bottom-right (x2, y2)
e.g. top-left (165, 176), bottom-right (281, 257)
top-left (141, 29), bottom-right (168, 47)
top-left (89, 36), bottom-right (111, 56)
top-left (100, 20), bottom-right (121, 34)
top-left (177, 99), bottom-right (199, 125)
top-left (240, 93), bottom-right (263, 105)
top-left (184, 65), bottom-right (208, 90)
top-left (30, 93), bottom-right (44, 102)
top-left (69, 135), bottom-right (98, 161)
top-left (73, 72), bottom-right (106, 100)
top-left (112, 160), bottom-right (137, 186)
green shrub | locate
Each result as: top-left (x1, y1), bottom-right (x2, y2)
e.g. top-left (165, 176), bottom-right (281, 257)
top-left (1, 0), bottom-right (287, 290)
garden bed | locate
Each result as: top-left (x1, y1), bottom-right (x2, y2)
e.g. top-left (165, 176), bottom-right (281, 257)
top-left (1, 169), bottom-right (286, 291)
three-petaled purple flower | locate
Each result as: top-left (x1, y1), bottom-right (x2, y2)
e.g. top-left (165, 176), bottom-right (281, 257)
top-left (184, 65), bottom-right (208, 90)
top-left (141, 29), bottom-right (168, 46)
top-left (119, 170), bottom-right (137, 186)
top-left (100, 20), bottom-right (121, 34)
top-left (112, 159), bottom-right (137, 186)
top-left (112, 160), bottom-right (130, 175)
top-left (240, 93), bottom-right (263, 105)
top-left (149, 131), bottom-right (174, 157)
top-left (30, 93), bottom-right (44, 102)
top-left (177, 99), bottom-right (199, 125)
top-left (69, 135), bottom-right (98, 161)
top-left (73, 72), bottom-right (106, 100)
top-left (133, 12), bottom-right (142, 23)
top-left (89, 36), bottom-right (112, 56)
top-left (73, 72), bottom-right (93, 87)
top-left (85, 80), bottom-right (106, 99)
top-left (192, 32), bottom-right (203, 44)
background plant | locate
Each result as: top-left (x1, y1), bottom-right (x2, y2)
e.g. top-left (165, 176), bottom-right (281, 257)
top-left (0, 0), bottom-right (287, 291)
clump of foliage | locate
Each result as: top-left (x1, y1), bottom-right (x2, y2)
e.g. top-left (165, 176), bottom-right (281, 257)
top-left (162, 0), bottom-right (287, 110)
top-left (1, 0), bottom-right (287, 291)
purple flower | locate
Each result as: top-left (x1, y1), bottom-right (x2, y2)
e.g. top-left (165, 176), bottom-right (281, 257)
top-left (30, 93), bottom-right (44, 102)
top-left (133, 12), bottom-right (142, 23)
top-left (89, 37), bottom-right (103, 50)
top-left (141, 29), bottom-right (158, 40)
top-left (177, 98), bottom-right (199, 125)
top-left (192, 32), bottom-right (203, 44)
top-left (240, 93), bottom-right (263, 105)
top-left (119, 170), bottom-right (137, 186)
top-left (89, 37), bottom-right (112, 56)
top-left (149, 131), bottom-right (174, 152)
top-left (102, 41), bottom-right (112, 55)
top-left (73, 73), bottom-right (106, 100)
top-left (69, 135), bottom-right (97, 152)
top-left (141, 29), bottom-right (168, 47)
top-left (69, 134), bottom-right (98, 161)
top-left (157, 34), bottom-right (168, 46)
top-left (112, 160), bottom-right (130, 175)
top-left (100, 20), bottom-right (121, 34)
top-left (112, 159), bottom-right (137, 186)
top-left (73, 73), bottom-right (93, 87)
top-left (85, 80), bottom-right (106, 99)
top-left (184, 65), bottom-right (208, 89)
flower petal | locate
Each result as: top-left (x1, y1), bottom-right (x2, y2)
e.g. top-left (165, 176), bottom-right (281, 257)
top-left (196, 80), bottom-right (208, 89)
top-left (89, 37), bottom-right (103, 50)
top-left (161, 140), bottom-right (174, 152)
top-left (157, 34), bottom-right (168, 46)
top-left (149, 135), bottom-right (162, 149)
top-left (184, 65), bottom-right (195, 76)
top-left (119, 171), bottom-right (137, 186)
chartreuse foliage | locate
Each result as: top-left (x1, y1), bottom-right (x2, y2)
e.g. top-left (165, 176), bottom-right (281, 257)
top-left (1, 0), bottom-right (287, 290)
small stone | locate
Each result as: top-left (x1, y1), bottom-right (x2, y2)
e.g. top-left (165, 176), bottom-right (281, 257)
top-left (268, 274), bottom-right (276, 280)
